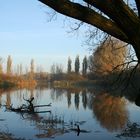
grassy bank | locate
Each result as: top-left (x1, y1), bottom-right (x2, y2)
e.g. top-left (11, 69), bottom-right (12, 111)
top-left (0, 74), bottom-right (37, 90)
top-left (52, 79), bottom-right (103, 89)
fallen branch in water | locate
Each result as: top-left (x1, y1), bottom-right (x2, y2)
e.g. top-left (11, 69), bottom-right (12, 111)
top-left (34, 103), bottom-right (52, 108)
top-left (34, 110), bottom-right (51, 113)
top-left (4, 97), bottom-right (52, 114)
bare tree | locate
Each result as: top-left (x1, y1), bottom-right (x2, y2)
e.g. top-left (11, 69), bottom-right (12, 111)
top-left (30, 59), bottom-right (35, 80)
top-left (50, 64), bottom-right (56, 75)
top-left (16, 64), bottom-right (20, 76)
top-left (56, 64), bottom-right (63, 74)
top-left (20, 63), bottom-right (23, 76)
top-left (7, 55), bottom-right (12, 75)
top-left (50, 63), bottom-right (63, 81)
top-left (0, 57), bottom-right (3, 74)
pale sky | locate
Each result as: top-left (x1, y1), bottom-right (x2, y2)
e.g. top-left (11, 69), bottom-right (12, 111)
top-left (0, 0), bottom-right (89, 72)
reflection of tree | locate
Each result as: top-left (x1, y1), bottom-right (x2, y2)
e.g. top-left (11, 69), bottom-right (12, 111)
top-left (59, 87), bottom-right (82, 95)
top-left (21, 113), bottom-right (65, 138)
top-left (0, 88), bottom-right (92, 139)
top-left (50, 88), bottom-right (65, 101)
top-left (30, 89), bottom-right (34, 98)
top-left (55, 89), bottom-right (65, 101)
top-left (66, 91), bottom-right (71, 108)
top-left (93, 93), bottom-right (128, 132)
top-left (0, 94), bottom-right (2, 112)
top-left (21, 113), bottom-right (88, 139)
top-left (82, 90), bottom-right (87, 109)
top-left (74, 93), bottom-right (79, 110)
top-left (16, 90), bottom-right (22, 102)
top-left (0, 94), bottom-right (2, 105)
top-left (50, 88), bottom-right (56, 100)
top-left (6, 92), bottom-right (11, 108)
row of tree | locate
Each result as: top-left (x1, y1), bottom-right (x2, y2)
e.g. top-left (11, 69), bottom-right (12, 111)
top-left (67, 55), bottom-right (88, 76)
top-left (50, 37), bottom-right (128, 82)
top-left (0, 55), bottom-right (35, 80)
top-left (0, 55), bottom-right (12, 75)
top-left (0, 55), bottom-right (88, 77)
top-left (0, 37), bottom-right (128, 84)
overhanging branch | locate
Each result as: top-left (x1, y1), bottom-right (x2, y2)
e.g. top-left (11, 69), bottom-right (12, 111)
top-left (84, 0), bottom-right (140, 41)
top-left (38, 0), bottom-right (129, 43)
top-left (135, 0), bottom-right (140, 17)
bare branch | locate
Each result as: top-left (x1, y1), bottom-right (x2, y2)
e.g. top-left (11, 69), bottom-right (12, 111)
top-left (84, 0), bottom-right (140, 40)
top-left (69, 21), bottom-right (84, 31)
top-left (112, 60), bottom-right (138, 71)
top-left (39, 0), bottom-right (129, 43)
top-left (123, 63), bottom-right (139, 91)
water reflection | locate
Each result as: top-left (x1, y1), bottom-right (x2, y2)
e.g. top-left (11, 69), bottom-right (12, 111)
top-left (0, 88), bottom-right (92, 139)
top-left (6, 91), bottom-right (11, 108)
top-left (67, 91), bottom-right (71, 108)
top-left (14, 109), bottom-right (89, 139)
top-left (0, 87), bottom-right (139, 140)
top-left (93, 93), bottom-right (128, 132)
top-left (74, 93), bottom-right (80, 110)
top-left (82, 90), bottom-right (87, 109)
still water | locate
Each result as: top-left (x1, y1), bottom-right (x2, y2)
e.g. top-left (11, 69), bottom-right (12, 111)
top-left (0, 87), bottom-right (140, 140)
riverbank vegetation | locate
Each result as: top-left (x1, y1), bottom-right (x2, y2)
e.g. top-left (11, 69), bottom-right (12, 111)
top-left (0, 37), bottom-right (140, 91)
top-left (50, 37), bottom-right (140, 92)
top-left (0, 56), bottom-right (37, 90)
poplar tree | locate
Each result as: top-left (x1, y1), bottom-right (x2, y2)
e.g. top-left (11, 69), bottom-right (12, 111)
top-left (67, 57), bottom-right (72, 73)
top-left (75, 55), bottom-right (80, 74)
top-left (7, 55), bottom-right (12, 75)
top-left (20, 63), bottom-right (23, 76)
top-left (30, 59), bottom-right (35, 80)
top-left (82, 56), bottom-right (88, 76)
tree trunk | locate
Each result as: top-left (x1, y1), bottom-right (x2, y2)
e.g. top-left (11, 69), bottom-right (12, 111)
top-left (38, 0), bottom-right (140, 62)
top-left (132, 39), bottom-right (140, 63)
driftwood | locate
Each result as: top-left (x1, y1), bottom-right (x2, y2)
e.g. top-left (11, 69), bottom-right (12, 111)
top-left (6, 97), bottom-right (51, 114)
top-left (34, 103), bottom-right (52, 108)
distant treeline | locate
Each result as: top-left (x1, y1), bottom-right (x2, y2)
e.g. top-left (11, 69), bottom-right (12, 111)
top-left (1, 37), bottom-right (139, 89)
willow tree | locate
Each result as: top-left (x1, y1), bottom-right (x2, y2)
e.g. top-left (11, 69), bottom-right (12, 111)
top-left (93, 93), bottom-right (127, 132)
top-left (38, 0), bottom-right (140, 64)
top-left (89, 38), bottom-right (127, 75)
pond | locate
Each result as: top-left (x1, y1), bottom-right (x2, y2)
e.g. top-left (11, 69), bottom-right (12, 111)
top-left (0, 87), bottom-right (140, 140)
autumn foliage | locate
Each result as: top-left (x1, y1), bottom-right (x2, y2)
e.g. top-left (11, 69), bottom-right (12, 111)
top-left (89, 38), bottom-right (127, 75)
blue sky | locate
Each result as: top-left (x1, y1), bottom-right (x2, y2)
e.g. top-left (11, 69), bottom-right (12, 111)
top-left (0, 0), bottom-right (89, 72)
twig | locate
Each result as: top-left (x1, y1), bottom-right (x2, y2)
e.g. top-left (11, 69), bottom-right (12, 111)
top-left (34, 103), bottom-right (52, 108)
